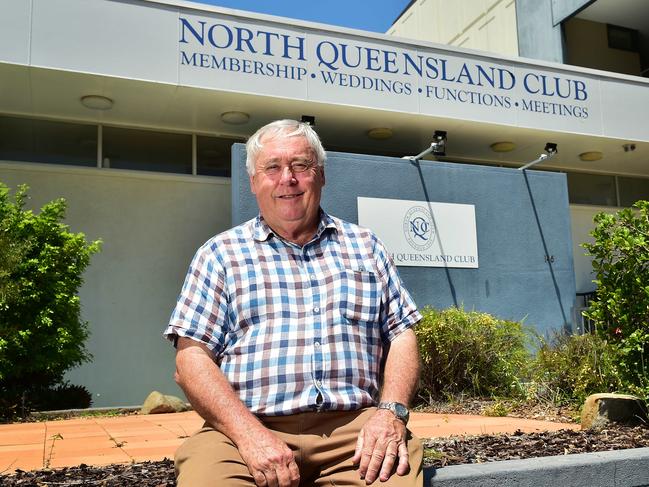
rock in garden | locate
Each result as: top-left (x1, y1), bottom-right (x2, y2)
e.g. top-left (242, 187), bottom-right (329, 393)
top-left (140, 390), bottom-right (189, 414)
top-left (581, 393), bottom-right (648, 430)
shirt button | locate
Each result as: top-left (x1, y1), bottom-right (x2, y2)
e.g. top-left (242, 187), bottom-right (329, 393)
top-left (314, 341), bottom-right (320, 348)
top-left (310, 274), bottom-right (317, 280)
top-left (313, 307), bottom-right (320, 314)
top-left (316, 380), bottom-right (322, 387)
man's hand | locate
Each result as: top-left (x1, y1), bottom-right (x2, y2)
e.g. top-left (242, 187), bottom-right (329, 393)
top-left (352, 409), bottom-right (410, 484)
top-left (237, 427), bottom-right (300, 487)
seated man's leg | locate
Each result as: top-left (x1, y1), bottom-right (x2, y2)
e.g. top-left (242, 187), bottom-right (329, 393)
top-left (303, 408), bottom-right (423, 487)
top-left (175, 425), bottom-right (255, 487)
top-left (176, 410), bottom-right (422, 487)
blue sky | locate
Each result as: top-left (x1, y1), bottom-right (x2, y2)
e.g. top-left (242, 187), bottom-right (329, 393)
top-left (191, 0), bottom-right (412, 33)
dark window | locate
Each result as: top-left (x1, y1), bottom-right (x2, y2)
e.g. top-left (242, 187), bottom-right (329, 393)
top-left (0, 116), bottom-right (97, 167)
top-left (618, 176), bottom-right (649, 207)
top-left (197, 136), bottom-right (243, 177)
top-left (102, 127), bottom-right (191, 174)
top-left (567, 172), bottom-right (617, 206)
top-left (607, 24), bottom-right (638, 52)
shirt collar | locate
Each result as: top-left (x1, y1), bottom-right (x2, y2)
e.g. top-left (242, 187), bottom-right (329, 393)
top-left (252, 210), bottom-right (337, 243)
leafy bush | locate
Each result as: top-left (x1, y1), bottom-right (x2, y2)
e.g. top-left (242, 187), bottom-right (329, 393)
top-left (530, 332), bottom-right (624, 406)
top-left (415, 306), bottom-right (531, 402)
top-left (0, 183), bottom-right (101, 418)
top-left (0, 226), bottom-right (29, 304)
top-left (583, 201), bottom-right (649, 397)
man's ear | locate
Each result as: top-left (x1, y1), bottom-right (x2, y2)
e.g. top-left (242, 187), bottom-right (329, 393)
top-left (249, 174), bottom-right (257, 195)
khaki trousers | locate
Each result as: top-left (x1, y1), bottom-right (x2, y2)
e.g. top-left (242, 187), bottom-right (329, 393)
top-left (175, 407), bottom-right (423, 487)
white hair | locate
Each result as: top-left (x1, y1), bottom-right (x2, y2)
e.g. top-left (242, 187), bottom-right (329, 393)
top-left (245, 119), bottom-right (326, 176)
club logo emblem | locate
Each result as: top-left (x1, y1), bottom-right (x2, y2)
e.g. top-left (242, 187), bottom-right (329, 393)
top-left (403, 206), bottom-right (435, 251)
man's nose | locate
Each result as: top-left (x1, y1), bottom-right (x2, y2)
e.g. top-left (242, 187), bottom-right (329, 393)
top-left (278, 165), bottom-right (297, 183)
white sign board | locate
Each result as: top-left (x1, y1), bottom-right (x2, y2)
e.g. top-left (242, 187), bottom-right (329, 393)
top-left (357, 197), bottom-right (478, 268)
top-left (175, 14), bottom-right (599, 134)
top-left (3, 0), bottom-right (648, 141)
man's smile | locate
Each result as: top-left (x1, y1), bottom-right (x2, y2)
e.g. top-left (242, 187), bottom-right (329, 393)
top-left (276, 192), bottom-right (304, 199)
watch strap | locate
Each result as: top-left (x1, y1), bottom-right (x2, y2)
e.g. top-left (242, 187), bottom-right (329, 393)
top-left (377, 401), bottom-right (410, 424)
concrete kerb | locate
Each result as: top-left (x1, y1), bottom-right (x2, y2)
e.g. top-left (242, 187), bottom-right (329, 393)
top-left (424, 447), bottom-right (649, 487)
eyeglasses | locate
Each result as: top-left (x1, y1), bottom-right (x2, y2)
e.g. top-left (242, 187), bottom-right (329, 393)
top-left (258, 160), bottom-right (316, 178)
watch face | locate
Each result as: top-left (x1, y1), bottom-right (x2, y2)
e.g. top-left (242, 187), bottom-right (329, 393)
top-left (394, 403), bottom-right (408, 418)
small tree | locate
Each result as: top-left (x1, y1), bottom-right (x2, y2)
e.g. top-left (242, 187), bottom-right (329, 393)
top-left (0, 183), bottom-right (101, 417)
top-left (583, 201), bottom-right (649, 397)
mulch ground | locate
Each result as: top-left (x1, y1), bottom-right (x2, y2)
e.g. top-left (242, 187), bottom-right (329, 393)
top-left (3, 426), bottom-right (649, 485)
top-left (2, 460), bottom-right (176, 486)
top-left (423, 425), bottom-right (649, 468)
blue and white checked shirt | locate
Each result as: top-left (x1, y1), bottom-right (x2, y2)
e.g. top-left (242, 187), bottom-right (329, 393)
top-left (164, 211), bottom-right (421, 416)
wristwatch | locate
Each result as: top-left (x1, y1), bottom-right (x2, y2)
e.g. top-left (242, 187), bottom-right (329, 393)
top-left (377, 401), bottom-right (410, 424)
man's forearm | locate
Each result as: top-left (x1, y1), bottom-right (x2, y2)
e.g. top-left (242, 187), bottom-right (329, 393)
top-left (174, 337), bottom-right (265, 445)
top-left (379, 328), bottom-right (420, 406)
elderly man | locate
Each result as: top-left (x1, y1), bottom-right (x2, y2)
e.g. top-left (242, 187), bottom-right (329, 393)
top-left (164, 119), bottom-right (423, 487)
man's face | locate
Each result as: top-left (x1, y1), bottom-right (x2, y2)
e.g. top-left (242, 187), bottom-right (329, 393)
top-left (249, 135), bottom-right (325, 235)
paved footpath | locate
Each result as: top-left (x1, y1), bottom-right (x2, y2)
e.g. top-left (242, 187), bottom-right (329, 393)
top-left (0, 411), bottom-right (578, 473)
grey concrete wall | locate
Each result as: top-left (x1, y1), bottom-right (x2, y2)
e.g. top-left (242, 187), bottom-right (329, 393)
top-left (232, 145), bottom-right (577, 336)
top-left (551, 0), bottom-right (593, 24)
top-left (516, 0), bottom-right (565, 62)
top-left (425, 446), bottom-right (649, 486)
top-left (0, 162), bottom-right (231, 406)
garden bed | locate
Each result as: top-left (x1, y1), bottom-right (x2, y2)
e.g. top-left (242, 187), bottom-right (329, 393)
top-left (3, 424), bottom-right (648, 486)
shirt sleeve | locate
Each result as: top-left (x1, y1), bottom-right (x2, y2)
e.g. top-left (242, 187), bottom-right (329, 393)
top-left (373, 236), bottom-right (422, 343)
top-left (163, 241), bottom-right (229, 356)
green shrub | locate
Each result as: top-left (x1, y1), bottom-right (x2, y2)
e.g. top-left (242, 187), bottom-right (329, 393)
top-left (0, 226), bottom-right (29, 304)
top-left (530, 332), bottom-right (624, 406)
top-left (583, 201), bottom-right (649, 397)
top-left (0, 183), bottom-right (101, 419)
top-left (415, 306), bottom-right (531, 402)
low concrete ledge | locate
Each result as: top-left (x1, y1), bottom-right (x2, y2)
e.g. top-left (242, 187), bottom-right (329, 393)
top-left (424, 447), bottom-right (649, 487)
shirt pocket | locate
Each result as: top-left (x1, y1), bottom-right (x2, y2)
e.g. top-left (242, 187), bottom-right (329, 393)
top-left (338, 268), bottom-right (382, 323)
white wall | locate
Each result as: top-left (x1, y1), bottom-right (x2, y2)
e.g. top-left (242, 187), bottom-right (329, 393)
top-left (569, 204), bottom-right (616, 293)
top-left (388, 0), bottom-right (519, 57)
top-left (0, 162), bottom-right (232, 406)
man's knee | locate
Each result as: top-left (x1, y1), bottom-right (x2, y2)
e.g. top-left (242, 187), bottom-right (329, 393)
top-left (175, 426), bottom-right (254, 487)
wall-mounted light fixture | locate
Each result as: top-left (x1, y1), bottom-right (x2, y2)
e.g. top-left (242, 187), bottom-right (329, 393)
top-left (430, 130), bottom-right (447, 156)
top-left (518, 142), bottom-right (558, 170)
top-left (221, 111), bottom-right (250, 125)
top-left (80, 95), bottom-right (113, 110)
top-left (402, 130), bottom-right (447, 162)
